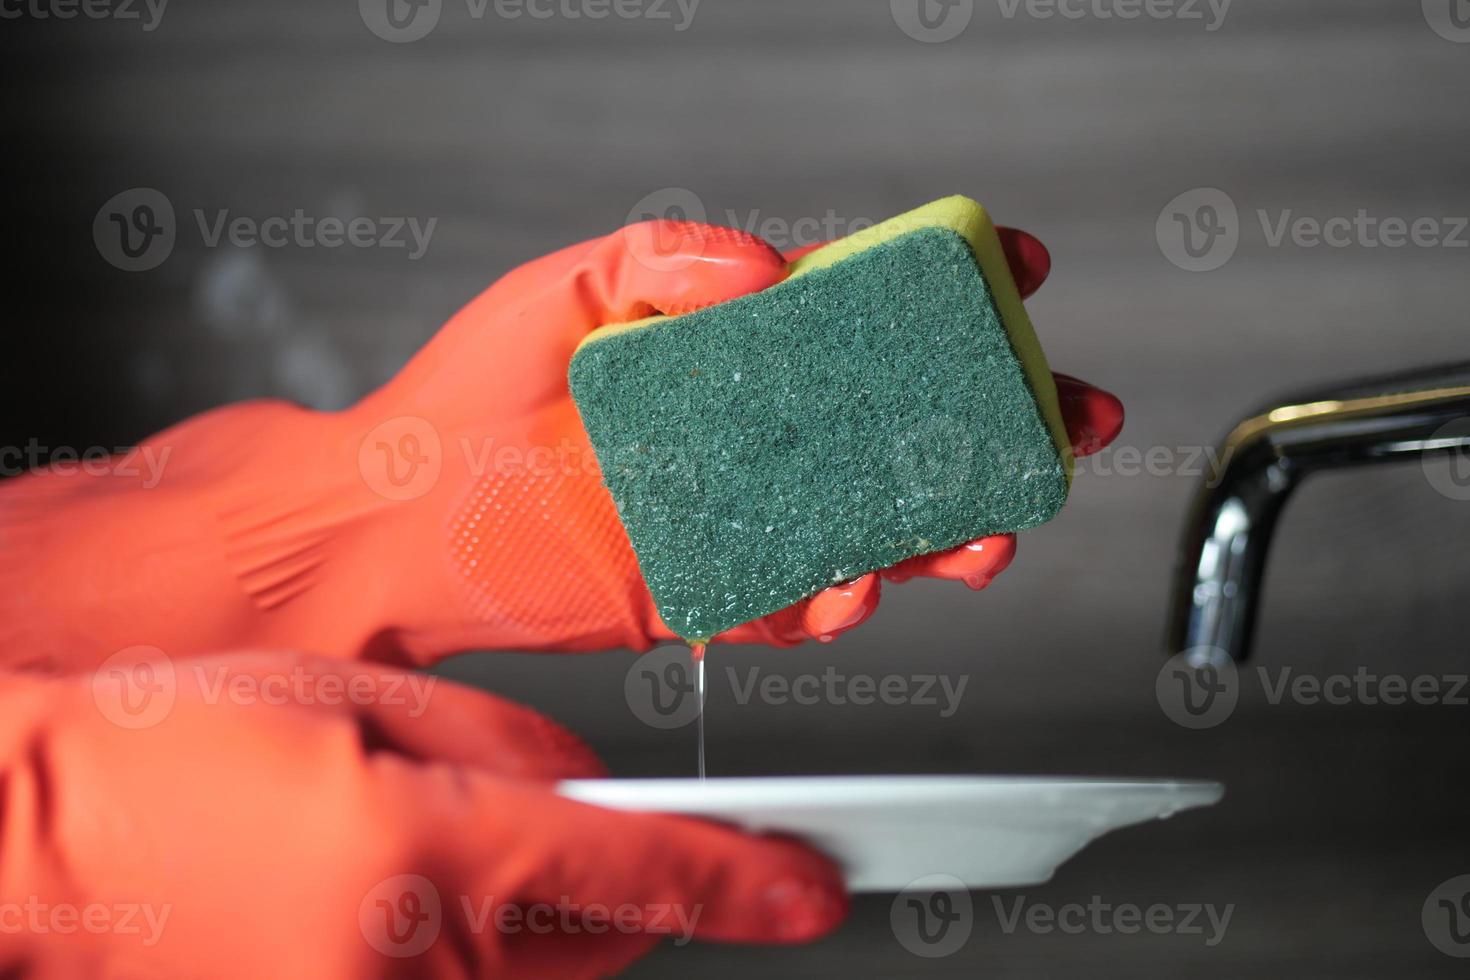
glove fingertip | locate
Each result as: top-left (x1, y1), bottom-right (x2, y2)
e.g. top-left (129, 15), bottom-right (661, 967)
top-left (1055, 374), bottom-right (1125, 457)
top-left (683, 832), bottom-right (850, 945)
top-left (759, 842), bottom-right (851, 943)
top-left (998, 226), bottom-right (1052, 299)
top-left (799, 574), bottom-right (880, 643)
top-left (617, 220), bottom-right (787, 317)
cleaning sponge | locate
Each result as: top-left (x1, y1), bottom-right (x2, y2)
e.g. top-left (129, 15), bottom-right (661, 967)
top-left (569, 196), bottom-right (1072, 641)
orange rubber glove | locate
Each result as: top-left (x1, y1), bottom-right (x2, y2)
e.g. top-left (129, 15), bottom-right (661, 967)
top-left (0, 652), bottom-right (846, 978)
top-left (0, 220), bottom-right (1122, 672)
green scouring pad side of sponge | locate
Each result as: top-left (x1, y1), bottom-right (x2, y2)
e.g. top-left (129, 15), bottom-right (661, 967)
top-left (569, 196), bottom-right (1071, 641)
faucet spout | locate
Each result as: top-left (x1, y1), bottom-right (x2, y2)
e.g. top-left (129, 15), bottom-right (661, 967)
top-left (1166, 363), bottom-right (1470, 663)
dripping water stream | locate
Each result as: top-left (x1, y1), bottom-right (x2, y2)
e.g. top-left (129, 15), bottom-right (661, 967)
top-left (691, 642), bottom-right (706, 780)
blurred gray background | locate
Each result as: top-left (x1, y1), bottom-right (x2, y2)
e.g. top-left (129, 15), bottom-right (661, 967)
top-left (4, 0), bottom-right (1469, 975)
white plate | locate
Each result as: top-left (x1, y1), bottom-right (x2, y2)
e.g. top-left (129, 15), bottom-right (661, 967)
top-left (558, 776), bottom-right (1224, 893)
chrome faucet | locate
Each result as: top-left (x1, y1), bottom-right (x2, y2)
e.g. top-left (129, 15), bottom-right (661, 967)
top-left (1166, 362), bottom-right (1470, 664)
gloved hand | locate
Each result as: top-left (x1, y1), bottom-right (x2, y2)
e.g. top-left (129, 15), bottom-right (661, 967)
top-left (0, 219), bottom-right (1122, 671)
top-left (0, 652), bottom-right (846, 978)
